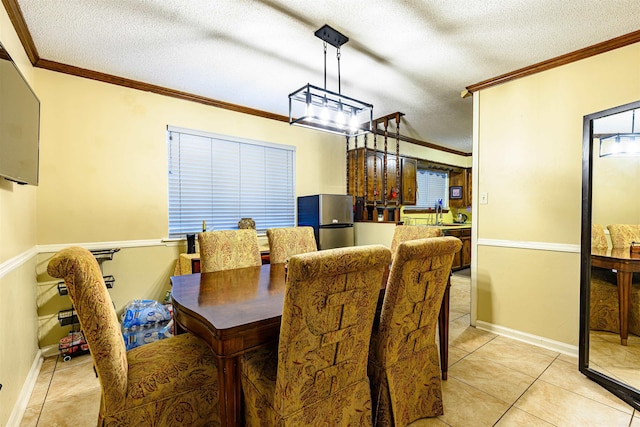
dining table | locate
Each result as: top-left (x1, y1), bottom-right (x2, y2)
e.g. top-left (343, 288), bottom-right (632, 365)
top-left (170, 262), bottom-right (451, 427)
top-left (591, 247), bottom-right (640, 345)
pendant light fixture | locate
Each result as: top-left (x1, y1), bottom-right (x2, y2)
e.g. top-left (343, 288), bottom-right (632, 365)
top-left (599, 108), bottom-right (640, 157)
top-left (288, 24), bottom-right (373, 137)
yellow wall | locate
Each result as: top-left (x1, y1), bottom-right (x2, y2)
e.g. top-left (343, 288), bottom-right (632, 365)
top-left (0, 5), bottom-right (40, 425)
top-left (475, 42), bottom-right (640, 346)
top-left (592, 144), bottom-right (640, 226)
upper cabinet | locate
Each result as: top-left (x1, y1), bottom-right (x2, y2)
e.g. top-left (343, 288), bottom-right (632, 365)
top-left (347, 148), bottom-right (415, 206)
top-left (449, 167), bottom-right (472, 208)
top-left (401, 158), bottom-right (417, 205)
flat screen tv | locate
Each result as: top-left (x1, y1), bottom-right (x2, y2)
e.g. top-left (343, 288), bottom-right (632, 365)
top-left (0, 41), bottom-right (40, 185)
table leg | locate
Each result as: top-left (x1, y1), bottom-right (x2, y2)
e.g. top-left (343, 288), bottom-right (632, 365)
top-left (217, 356), bottom-right (241, 427)
top-left (438, 276), bottom-right (451, 380)
top-left (617, 272), bottom-right (632, 346)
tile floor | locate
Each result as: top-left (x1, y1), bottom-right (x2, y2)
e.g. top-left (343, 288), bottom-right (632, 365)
top-left (19, 269), bottom-right (640, 426)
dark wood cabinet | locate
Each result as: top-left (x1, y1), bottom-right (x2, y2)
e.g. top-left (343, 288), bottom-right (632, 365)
top-left (443, 227), bottom-right (471, 270)
top-left (401, 158), bottom-right (417, 205)
top-left (347, 148), bottom-right (415, 207)
top-left (449, 167), bottom-right (472, 208)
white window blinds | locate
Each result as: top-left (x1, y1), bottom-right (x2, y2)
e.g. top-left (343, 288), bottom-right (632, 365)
top-left (167, 127), bottom-right (295, 237)
top-left (416, 169), bottom-right (449, 209)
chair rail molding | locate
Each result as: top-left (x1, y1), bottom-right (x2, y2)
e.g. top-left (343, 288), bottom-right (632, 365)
top-left (0, 246), bottom-right (38, 279)
top-left (477, 238), bottom-right (581, 254)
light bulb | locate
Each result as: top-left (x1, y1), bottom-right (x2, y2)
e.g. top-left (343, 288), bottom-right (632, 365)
top-left (336, 109), bottom-right (346, 129)
top-left (320, 104), bottom-right (330, 124)
top-left (349, 113), bottom-right (359, 132)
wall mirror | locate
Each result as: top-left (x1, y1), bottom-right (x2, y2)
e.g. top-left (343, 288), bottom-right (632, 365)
top-left (580, 99), bottom-right (640, 409)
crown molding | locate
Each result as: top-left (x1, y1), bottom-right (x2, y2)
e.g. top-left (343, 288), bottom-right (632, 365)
top-left (467, 29), bottom-right (640, 94)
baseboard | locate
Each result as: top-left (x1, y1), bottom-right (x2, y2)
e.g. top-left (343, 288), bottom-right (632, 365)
top-left (6, 350), bottom-right (43, 427)
top-left (475, 320), bottom-right (578, 357)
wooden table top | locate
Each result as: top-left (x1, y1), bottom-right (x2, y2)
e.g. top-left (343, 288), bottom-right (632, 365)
top-left (171, 263), bottom-right (287, 332)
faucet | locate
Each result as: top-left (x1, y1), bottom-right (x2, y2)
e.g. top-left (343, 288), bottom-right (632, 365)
top-left (435, 199), bottom-right (443, 226)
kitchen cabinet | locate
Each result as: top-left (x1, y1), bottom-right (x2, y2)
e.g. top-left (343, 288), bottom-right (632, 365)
top-left (442, 227), bottom-right (471, 270)
top-left (401, 158), bottom-right (417, 205)
top-left (347, 148), bottom-right (415, 206)
top-left (449, 168), bottom-right (472, 208)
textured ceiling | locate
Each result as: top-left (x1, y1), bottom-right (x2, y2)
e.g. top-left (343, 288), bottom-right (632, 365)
top-left (14, 0), bottom-right (640, 153)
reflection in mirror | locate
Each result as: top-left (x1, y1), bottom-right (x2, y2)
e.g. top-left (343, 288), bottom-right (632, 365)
top-left (581, 100), bottom-right (640, 409)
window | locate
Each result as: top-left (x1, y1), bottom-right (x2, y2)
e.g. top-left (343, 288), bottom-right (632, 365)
top-left (167, 126), bottom-right (295, 237)
top-left (415, 169), bottom-right (449, 209)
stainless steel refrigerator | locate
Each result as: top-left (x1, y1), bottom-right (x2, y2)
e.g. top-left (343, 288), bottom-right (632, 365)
top-left (297, 194), bottom-right (354, 250)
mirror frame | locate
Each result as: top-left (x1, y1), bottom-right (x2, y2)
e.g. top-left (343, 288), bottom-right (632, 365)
top-left (580, 99), bottom-right (640, 410)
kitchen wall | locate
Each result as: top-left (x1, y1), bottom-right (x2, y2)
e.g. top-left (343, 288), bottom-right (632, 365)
top-left (473, 41), bottom-right (640, 349)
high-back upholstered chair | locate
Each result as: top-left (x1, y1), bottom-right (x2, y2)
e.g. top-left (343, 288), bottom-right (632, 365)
top-left (607, 224), bottom-right (640, 248)
top-left (592, 225), bottom-right (640, 334)
top-left (590, 224), bottom-right (619, 332)
top-left (47, 247), bottom-right (219, 427)
top-left (369, 237), bottom-right (461, 426)
top-left (198, 229), bottom-right (261, 272)
top-left (266, 226), bottom-right (317, 264)
top-left (390, 225), bottom-right (442, 261)
top-left (591, 223), bottom-right (609, 250)
top-left (241, 245), bottom-right (391, 426)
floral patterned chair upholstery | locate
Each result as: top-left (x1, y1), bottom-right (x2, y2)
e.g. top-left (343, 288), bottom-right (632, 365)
top-left (607, 224), bottom-right (640, 248)
top-left (369, 237), bottom-right (461, 427)
top-left (590, 224), bottom-right (619, 332)
top-left (266, 226), bottom-right (317, 264)
top-left (390, 225), bottom-right (442, 261)
top-left (198, 229), bottom-right (261, 272)
top-left (241, 245), bottom-right (391, 426)
top-left (592, 224), bottom-right (640, 334)
top-left (47, 246), bottom-right (220, 427)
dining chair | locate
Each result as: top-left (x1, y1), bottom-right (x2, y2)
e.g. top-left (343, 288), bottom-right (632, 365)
top-left (198, 229), bottom-right (261, 272)
top-left (607, 224), bottom-right (640, 248)
top-left (240, 244), bottom-right (391, 426)
top-left (266, 226), bottom-right (317, 264)
top-left (369, 236), bottom-right (461, 426)
top-left (591, 223), bottom-right (609, 250)
top-left (590, 224), bottom-right (620, 333)
top-left (47, 246), bottom-right (219, 427)
top-left (390, 225), bottom-right (441, 261)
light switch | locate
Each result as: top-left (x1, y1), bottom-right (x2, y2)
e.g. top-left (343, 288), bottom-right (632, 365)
top-left (480, 192), bottom-right (488, 204)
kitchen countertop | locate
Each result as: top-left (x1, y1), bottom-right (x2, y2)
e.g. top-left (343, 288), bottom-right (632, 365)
top-left (437, 223), bottom-right (471, 229)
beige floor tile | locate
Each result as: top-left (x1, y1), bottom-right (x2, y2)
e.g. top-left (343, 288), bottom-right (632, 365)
top-left (40, 356), bottom-right (58, 374)
top-left (631, 414), bottom-right (640, 426)
top-left (514, 380), bottom-right (633, 426)
top-left (407, 416), bottom-right (449, 426)
top-left (44, 358), bottom-right (100, 402)
top-left (36, 387), bottom-right (101, 427)
top-left (494, 407), bottom-right (554, 426)
top-left (557, 352), bottom-right (578, 364)
top-left (438, 377), bottom-right (511, 426)
top-left (446, 345), bottom-right (469, 368)
top-left (18, 405), bottom-right (41, 427)
top-left (449, 354), bottom-right (536, 404)
top-left (538, 358), bottom-right (634, 414)
top-left (449, 286), bottom-right (470, 320)
top-left (449, 314), bottom-right (497, 353)
top-left (24, 368), bottom-right (54, 409)
top-left (53, 352), bottom-right (93, 372)
top-left (471, 336), bottom-right (557, 377)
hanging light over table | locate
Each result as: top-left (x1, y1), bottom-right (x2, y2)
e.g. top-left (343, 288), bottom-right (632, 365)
top-left (288, 24), bottom-right (373, 137)
top-left (599, 108), bottom-right (640, 157)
